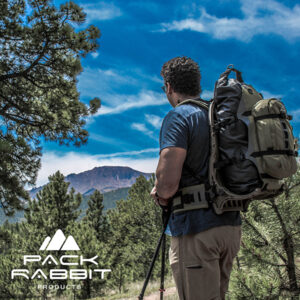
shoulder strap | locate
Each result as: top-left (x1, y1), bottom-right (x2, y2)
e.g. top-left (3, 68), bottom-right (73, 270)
top-left (176, 98), bottom-right (211, 185)
top-left (176, 98), bottom-right (210, 110)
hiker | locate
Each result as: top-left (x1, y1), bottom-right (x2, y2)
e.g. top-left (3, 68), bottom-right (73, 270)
top-left (150, 56), bottom-right (242, 300)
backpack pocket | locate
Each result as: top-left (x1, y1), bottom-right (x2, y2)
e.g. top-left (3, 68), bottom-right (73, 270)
top-left (250, 99), bottom-right (298, 179)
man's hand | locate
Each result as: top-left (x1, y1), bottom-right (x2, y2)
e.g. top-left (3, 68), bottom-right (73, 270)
top-left (150, 186), bottom-right (169, 207)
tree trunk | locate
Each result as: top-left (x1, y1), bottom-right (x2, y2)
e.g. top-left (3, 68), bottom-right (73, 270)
top-left (86, 279), bottom-right (91, 299)
top-left (272, 201), bottom-right (299, 297)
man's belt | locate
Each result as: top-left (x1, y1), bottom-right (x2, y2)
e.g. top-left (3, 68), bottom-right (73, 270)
top-left (172, 184), bottom-right (210, 214)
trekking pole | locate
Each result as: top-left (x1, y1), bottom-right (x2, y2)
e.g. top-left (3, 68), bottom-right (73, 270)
top-left (160, 226), bottom-right (166, 300)
top-left (138, 204), bottom-right (172, 300)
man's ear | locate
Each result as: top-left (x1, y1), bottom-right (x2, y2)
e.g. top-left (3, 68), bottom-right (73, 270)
top-left (166, 82), bottom-right (173, 94)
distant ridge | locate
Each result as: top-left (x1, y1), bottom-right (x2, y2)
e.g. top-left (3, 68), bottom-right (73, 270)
top-left (1, 186), bottom-right (130, 225)
top-left (29, 166), bottom-right (152, 198)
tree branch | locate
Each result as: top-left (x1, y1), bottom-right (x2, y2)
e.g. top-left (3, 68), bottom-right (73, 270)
top-left (242, 215), bottom-right (288, 264)
top-left (243, 244), bottom-right (287, 267)
top-left (0, 39), bottom-right (49, 82)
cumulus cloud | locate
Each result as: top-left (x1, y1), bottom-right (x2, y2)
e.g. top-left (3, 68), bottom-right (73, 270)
top-left (158, 0), bottom-right (300, 41)
top-left (35, 150), bottom-right (159, 186)
top-left (82, 2), bottom-right (122, 23)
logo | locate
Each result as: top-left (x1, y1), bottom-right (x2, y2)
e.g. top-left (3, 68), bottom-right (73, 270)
top-left (11, 229), bottom-right (111, 288)
top-left (40, 229), bottom-right (80, 251)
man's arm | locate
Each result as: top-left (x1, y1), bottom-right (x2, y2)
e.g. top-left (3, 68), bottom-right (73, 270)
top-left (153, 147), bottom-right (186, 203)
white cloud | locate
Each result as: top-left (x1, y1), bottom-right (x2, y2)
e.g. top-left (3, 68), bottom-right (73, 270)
top-left (91, 52), bottom-right (99, 59)
top-left (131, 123), bottom-right (155, 139)
top-left (78, 66), bottom-right (168, 125)
top-left (78, 67), bottom-right (137, 98)
top-left (82, 2), bottom-right (122, 23)
top-left (260, 90), bottom-right (283, 100)
top-left (95, 148), bottom-right (159, 159)
top-left (88, 132), bottom-right (130, 147)
top-left (96, 90), bottom-right (168, 115)
top-left (35, 150), bottom-right (158, 186)
top-left (78, 66), bottom-right (163, 99)
top-left (145, 114), bottom-right (163, 129)
top-left (201, 89), bottom-right (213, 100)
top-left (158, 0), bottom-right (300, 41)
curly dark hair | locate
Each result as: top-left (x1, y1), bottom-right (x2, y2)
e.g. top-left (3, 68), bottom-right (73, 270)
top-left (160, 56), bottom-right (201, 96)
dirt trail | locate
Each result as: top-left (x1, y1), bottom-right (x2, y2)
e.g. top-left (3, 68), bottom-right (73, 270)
top-left (143, 287), bottom-right (177, 300)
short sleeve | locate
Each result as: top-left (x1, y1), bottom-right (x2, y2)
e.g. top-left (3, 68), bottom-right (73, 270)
top-left (160, 111), bottom-right (189, 152)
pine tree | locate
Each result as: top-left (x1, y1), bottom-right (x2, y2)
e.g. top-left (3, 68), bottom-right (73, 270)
top-left (66, 221), bottom-right (110, 299)
top-left (0, 171), bottom-right (82, 299)
top-left (25, 171), bottom-right (81, 298)
top-left (107, 175), bottom-right (168, 292)
top-left (0, 222), bottom-right (32, 298)
top-left (24, 171), bottom-right (81, 240)
top-left (85, 190), bottom-right (110, 242)
top-left (0, 0), bottom-right (101, 215)
top-left (229, 170), bottom-right (300, 299)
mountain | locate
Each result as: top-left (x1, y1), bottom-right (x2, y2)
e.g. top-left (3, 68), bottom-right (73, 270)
top-left (0, 187), bottom-right (130, 225)
top-left (78, 187), bottom-right (130, 219)
top-left (29, 166), bottom-right (152, 198)
top-left (1, 166), bottom-right (152, 225)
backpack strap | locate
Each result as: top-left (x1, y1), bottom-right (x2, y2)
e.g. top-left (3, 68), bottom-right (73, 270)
top-left (176, 98), bottom-right (210, 110)
top-left (220, 64), bottom-right (244, 83)
top-left (176, 98), bottom-right (211, 186)
top-left (172, 184), bottom-right (209, 213)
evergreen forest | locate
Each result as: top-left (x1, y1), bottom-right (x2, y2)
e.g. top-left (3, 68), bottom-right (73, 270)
top-left (0, 171), bottom-right (300, 299)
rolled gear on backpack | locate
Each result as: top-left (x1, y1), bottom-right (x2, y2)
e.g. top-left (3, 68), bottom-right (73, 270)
top-left (209, 65), bottom-right (298, 214)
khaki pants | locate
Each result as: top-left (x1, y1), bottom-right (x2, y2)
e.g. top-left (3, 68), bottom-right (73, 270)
top-left (169, 225), bottom-right (241, 300)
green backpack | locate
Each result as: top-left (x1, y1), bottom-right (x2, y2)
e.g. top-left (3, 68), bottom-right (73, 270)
top-left (179, 65), bottom-right (298, 214)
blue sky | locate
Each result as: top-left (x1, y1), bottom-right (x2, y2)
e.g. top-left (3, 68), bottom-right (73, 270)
top-left (37, 0), bottom-right (300, 186)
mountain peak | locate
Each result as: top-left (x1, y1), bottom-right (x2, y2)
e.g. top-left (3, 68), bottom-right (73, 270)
top-left (30, 166), bottom-right (152, 198)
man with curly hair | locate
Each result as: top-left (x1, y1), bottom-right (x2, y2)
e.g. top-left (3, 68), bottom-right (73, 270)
top-left (151, 56), bottom-right (241, 300)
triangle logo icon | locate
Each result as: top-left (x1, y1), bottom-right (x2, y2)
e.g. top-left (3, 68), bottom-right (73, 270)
top-left (61, 236), bottom-right (80, 251)
top-left (39, 236), bottom-right (51, 251)
top-left (39, 229), bottom-right (80, 251)
top-left (46, 229), bottom-right (66, 251)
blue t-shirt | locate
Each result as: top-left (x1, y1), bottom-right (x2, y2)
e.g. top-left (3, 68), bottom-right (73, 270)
top-left (159, 101), bottom-right (241, 236)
